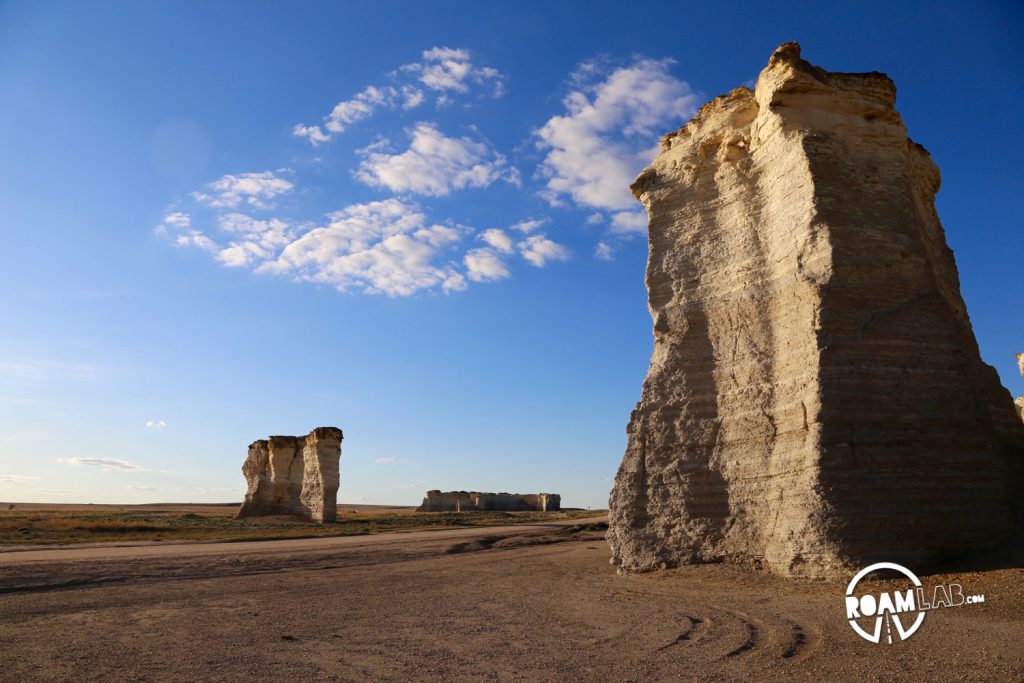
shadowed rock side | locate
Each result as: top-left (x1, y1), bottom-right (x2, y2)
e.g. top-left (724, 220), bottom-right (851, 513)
top-left (416, 490), bottom-right (561, 512)
top-left (236, 427), bottom-right (343, 523)
top-left (608, 42), bottom-right (1024, 578)
top-left (1016, 353), bottom-right (1024, 420)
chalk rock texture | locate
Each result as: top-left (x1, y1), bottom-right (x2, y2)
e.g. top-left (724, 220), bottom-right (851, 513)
top-left (608, 43), bottom-right (1024, 578)
top-left (416, 491), bottom-right (560, 512)
top-left (1015, 353), bottom-right (1024, 420)
top-left (236, 427), bottom-right (343, 522)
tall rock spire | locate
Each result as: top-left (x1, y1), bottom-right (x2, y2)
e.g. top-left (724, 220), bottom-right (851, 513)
top-left (608, 43), bottom-right (1024, 578)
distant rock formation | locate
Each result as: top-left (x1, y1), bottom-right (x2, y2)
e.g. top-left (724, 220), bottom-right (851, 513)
top-left (416, 490), bottom-right (560, 512)
top-left (236, 427), bottom-right (343, 522)
top-left (1016, 353), bottom-right (1024, 420)
top-left (608, 43), bottom-right (1024, 578)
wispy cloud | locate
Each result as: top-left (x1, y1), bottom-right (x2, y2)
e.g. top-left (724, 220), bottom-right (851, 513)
top-left (510, 218), bottom-right (548, 234)
top-left (355, 123), bottom-right (518, 196)
top-left (0, 474), bottom-right (37, 483)
top-left (56, 457), bottom-right (154, 472)
top-left (0, 359), bottom-right (111, 385)
top-left (155, 212), bottom-right (218, 253)
top-left (145, 420), bottom-right (167, 429)
top-left (536, 56), bottom-right (698, 248)
top-left (375, 457), bottom-right (411, 465)
top-left (294, 47), bottom-right (504, 146)
top-left (325, 85), bottom-right (396, 134)
top-left (191, 170), bottom-right (294, 210)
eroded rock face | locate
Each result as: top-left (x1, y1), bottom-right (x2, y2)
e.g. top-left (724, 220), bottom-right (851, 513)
top-left (416, 491), bottom-right (560, 512)
top-left (608, 43), bottom-right (1024, 578)
top-left (1015, 353), bottom-right (1024, 420)
top-left (236, 427), bottom-right (343, 522)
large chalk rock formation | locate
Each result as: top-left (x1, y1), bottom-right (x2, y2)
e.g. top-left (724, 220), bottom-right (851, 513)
top-left (236, 427), bottom-right (343, 522)
top-left (416, 490), bottom-right (560, 512)
top-left (608, 43), bottom-right (1024, 578)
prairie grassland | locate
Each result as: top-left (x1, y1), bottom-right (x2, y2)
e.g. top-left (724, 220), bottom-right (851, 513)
top-left (0, 503), bottom-right (600, 546)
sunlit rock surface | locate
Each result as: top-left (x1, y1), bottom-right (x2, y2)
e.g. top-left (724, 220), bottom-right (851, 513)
top-left (236, 427), bottom-right (343, 523)
top-left (608, 43), bottom-right (1024, 578)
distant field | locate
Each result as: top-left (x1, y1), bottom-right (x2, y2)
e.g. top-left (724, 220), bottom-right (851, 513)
top-left (0, 502), bottom-right (602, 547)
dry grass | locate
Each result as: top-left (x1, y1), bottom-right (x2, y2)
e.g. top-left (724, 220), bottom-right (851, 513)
top-left (0, 504), bottom-right (602, 547)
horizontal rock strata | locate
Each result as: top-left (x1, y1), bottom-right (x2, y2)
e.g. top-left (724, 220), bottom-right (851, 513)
top-left (236, 427), bottom-right (343, 523)
top-left (607, 43), bottom-right (1024, 578)
top-left (416, 491), bottom-right (560, 512)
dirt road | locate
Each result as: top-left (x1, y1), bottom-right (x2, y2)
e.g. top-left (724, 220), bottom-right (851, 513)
top-left (1, 518), bottom-right (1021, 681)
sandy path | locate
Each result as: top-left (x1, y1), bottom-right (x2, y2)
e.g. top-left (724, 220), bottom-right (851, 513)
top-left (0, 516), bottom-right (608, 564)
top-left (0, 519), bottom-right (1021, 681)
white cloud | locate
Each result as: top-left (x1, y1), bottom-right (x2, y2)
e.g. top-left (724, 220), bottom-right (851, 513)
top-left (610, 210), bottom-right (648, 234)
top-left (355, 123), bottom-right (516, 196)
top-left (215, 213), bottom-right (295, 268)
top-left (375, 457), bottom-right (412, 465)
top-left (293, 124), bottom-right (330, 145)
top-left (126, 485), bottom-right (160, 491)
top-left (480, 228), bottom-right (514, 254)
top-left (586, 213), bottom-right (604, 225)
top-left (175, 231), bottom-right (218, 252)
top-left (156, 212), bottom-right (218, 253)
top-left (401, 86), bottom-right (425, 109)
top-left (325, 85), bottom-right (398, 134)
top-left (536, 57), bottom-right (698, 216)
top-left (192, 171), bottom-right (294, 210)
top-left (0, 474), bottom-right (37, 483)
top-left (464, 248), bottom-right (510, 282)
top-left (145, 420), bottom-right (167, 429)
top-left (518, 234), bottom-right (571, 267)
top-left (57, 457), bottom-right (149, 472)
top-left (510, 218), bottom-right (548, 234)
top-left (403, 47), bottom-right (505, 96)
top-left (594, 241), bottom-right (614, 261)
top-left (265, 199), bottom-right (470, 296)
top-left (294, 47), bottom-right (504, 145)
top-left (161, 211), bottom-right (192, 229)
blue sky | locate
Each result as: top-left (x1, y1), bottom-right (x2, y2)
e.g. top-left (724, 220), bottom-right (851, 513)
top-left (0, 1), bottom-right (1021, 508)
